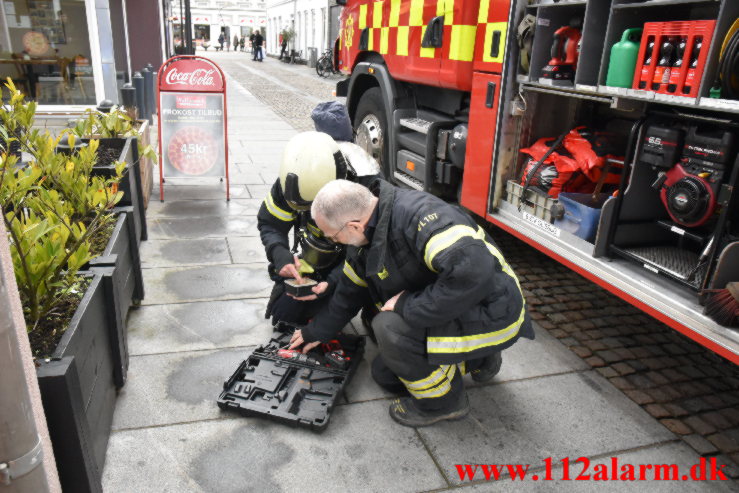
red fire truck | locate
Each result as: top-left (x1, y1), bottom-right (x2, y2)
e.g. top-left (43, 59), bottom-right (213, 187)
top-left (334, 0), bottom-right (739, 363)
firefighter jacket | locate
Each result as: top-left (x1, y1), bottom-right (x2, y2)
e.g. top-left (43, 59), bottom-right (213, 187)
top-left (257, 174), bottom-right (383, 284)
top-left (301, 180), bottom-right (534, 364)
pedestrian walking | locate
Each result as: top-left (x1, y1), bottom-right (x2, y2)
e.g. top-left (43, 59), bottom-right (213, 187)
top-left (233, 34), bottom-right (239, 52)
top-left (253, 30), bottom-right (264, 61)
top-left (249, 32), bottom-right (256, 56)
top-left (239, 36), bottom-right (246, 52)
top-left (279, 39), bottom-right (288, 60)
top-left (217, 33), bottom-right (224, 51)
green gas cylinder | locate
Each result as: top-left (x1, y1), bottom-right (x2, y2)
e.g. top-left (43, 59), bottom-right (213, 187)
top-left (606, 28), bottom-right (643, 88)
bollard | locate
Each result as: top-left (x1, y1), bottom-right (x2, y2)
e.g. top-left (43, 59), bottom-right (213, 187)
top-left (121, 83), bottom-right (137, 120)
top-left (97, 99), bottom-right (114, 113)
top-left (132, 71), bottom-right (145, 121)
top-left (143, 66), bottom-right (154, 123)
top-left (145, 64), bottom-right (156, 121)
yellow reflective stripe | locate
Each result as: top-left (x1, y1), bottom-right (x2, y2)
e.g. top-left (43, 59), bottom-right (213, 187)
top-left (482, 22), bottom-right (507, 63)
top-left (401, 365), bottom-right (456, 399)
top-left (389, 0), bottom-right (401, 26)
top-left (397, 26), bottom-right (409, 55)
top-left (400, 364), bottom-right (452, 390)
top-left (458, 361), bottom-right (466, 375)
top-left (444, 0), bottom-right (454, 25)
top-left (409, 0), bottom-right (424, 26)
top-left (477, 0), bottom-right (490, 24)
top-left (373, 1), bottom-right (384, 28)
top-left (343, 261), bottom-right (368, 287)
top-left (265, 194), bottom-right (296, 222)
top-left (359, 4), bottom-right (368, 29)
top-left (410, 379), bottom-right (451, 399)
top-left (428, 304), bottom-right (526, 353)
top-left (435, 0), bottom-right (444, 17)
top-left (449, 25), bottom-right (476, 62)
top-left (380, 27), bottom-right (389, 54)
top-left (424, 225), bottom-right (478, 271)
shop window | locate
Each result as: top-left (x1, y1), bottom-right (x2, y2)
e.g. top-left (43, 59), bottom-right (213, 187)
top-left (0, 0), bottom-right (96, 105)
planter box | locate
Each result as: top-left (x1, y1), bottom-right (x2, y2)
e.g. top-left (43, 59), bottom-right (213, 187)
top-left (37, 272), bottom-right (118, 493)
top-left (88, 206), bottom-right (145, 387)
top-left (88, 137), bottom-right (147, 244)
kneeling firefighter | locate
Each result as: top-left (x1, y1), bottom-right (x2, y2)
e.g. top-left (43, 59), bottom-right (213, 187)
top-left (257, 130), bottom-right (381, 325)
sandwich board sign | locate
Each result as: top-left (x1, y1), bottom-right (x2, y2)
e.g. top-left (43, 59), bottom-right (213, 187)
top-left (157, 55), bottom-right (230, 200)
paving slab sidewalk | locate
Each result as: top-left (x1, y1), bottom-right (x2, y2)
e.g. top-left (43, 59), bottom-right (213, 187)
top-left (102, 57), bottom-right (736, 492)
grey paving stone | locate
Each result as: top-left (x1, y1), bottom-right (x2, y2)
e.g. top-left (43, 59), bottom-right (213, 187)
top-left (226, 236), bottom-right (268, 264)
top-left (141, 264), bottom-right (273, 304)
top-left (227, 168), bottom-right (268, 185)
top-left (148, 215), bottom-right (258, 239)
top-left (344, 338), bottom-right (401, 403)
top-left (140, 238), bottom-right (232, 268)
top-left (443, 441), bottom-right (736, 492)
top-left (246, 184), bottom-right (274, 199)
top-left (104, 400), bottom-right (447, 493)
top-left (158, 183), bottom-right (251, 200)
top-left (127, 299), bottom-right (273, 355)
top-left (418, 371), bottom-right (675, 486)
top-left (146, 198), bottom-right (263, 218)
top-left (112, 348), bottom-right (248, 430)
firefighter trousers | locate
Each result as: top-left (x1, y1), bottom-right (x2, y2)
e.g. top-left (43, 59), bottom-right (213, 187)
top-left (371, 311), bottom-right (469, 412)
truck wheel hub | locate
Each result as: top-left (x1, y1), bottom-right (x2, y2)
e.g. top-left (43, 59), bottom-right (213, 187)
top-left (355, 114), bottom-right (384, 163)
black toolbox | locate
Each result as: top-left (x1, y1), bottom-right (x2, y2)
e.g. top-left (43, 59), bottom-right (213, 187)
top-left (217, 325), bottom-right (365, 431)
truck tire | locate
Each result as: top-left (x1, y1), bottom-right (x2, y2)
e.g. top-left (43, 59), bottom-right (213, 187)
top-left (353, 87), bottom-right (388, 178)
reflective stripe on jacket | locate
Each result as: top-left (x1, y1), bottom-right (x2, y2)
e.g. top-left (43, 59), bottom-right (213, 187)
top-left (302, 181), bottom-right (533, 364)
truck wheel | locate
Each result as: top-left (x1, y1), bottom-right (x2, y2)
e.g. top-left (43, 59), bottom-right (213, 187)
top-left (353, 87), bottom-right (388, 177)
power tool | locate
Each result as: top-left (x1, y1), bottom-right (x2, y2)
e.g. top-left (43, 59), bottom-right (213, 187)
top-left (540, 23), bottom-right (581, 83)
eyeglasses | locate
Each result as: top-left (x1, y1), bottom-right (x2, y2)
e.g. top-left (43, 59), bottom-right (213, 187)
top-left (326, 221), bottom-right (350, 243)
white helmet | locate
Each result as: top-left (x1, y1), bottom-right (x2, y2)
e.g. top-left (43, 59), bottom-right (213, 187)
top-left (279, 131), bottom-right (352, 210)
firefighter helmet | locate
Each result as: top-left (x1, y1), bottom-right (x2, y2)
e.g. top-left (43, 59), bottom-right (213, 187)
top-left (279, 131), bottom-right (350, 210)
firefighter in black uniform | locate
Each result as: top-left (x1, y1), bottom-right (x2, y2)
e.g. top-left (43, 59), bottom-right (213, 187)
top-left (290, 179), bottom-right (534, 427)
top-left (257, 130), bottom-right (380, 325)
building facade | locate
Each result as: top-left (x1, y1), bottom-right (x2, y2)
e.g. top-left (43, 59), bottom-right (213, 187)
top-left (0, 0), bottom-right (164, 108)
top-left (169, 0), bottom-right (267, 51)
top-left (265, 0), bottom-right (341, 59)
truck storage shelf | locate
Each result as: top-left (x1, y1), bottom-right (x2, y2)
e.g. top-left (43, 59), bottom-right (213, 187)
top-left (489, 200), bottom-right (739, 361)
top-left (613, 0), bottom-right (720, 9)
top-left (520, 81), bottom-right (739, 114)
top-left (530, 0), bottom-right (587, 6)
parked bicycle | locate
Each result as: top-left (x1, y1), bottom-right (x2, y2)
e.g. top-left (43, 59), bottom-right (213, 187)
top-left (316, 49), bottom-right (338, 77)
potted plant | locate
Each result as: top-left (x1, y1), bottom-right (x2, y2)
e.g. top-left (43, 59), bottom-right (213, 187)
top-left (1, 79), bottom-right (127, 493)
top-left (69, 107), bottom-right (158, 243)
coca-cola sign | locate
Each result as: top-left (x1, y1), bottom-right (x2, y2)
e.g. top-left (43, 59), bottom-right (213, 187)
top-left (159, 58), bottom-right (224, 92)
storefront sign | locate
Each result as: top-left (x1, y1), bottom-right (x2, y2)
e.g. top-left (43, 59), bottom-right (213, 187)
top-left (157, 56), bottom-right (230, 200)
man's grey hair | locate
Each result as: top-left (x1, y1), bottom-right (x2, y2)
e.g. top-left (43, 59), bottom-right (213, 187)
top-left (312, 179), bottom-right (374, 230)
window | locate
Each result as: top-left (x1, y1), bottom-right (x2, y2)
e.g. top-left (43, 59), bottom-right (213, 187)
top-left (0, 0), bottom-right (97, 105)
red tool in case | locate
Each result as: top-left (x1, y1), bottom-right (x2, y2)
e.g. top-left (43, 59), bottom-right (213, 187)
top-left (633, 20), bottom-right (716, 98)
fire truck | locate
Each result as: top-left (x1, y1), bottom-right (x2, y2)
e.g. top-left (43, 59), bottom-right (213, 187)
top-left (333, 0), bottom-right (739, 363)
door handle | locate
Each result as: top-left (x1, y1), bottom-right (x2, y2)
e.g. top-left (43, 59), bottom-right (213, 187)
top-left (486, 81), bottom-right (497, 108)
top-left (490, 30), bottom-right (501, 59)
top-left (421, 16), bottom-right (444, 48)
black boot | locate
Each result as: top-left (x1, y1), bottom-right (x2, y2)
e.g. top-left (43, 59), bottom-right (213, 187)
top-left (389, 394), bottom-right (470, 427)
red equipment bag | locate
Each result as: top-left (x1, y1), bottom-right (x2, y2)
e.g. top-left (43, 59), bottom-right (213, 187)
top-left (520, 127), bottom-right (624, 198)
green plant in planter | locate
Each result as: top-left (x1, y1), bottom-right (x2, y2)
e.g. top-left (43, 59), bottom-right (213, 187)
top-left (1, 79), bottom-right (123, 340)
top-left (69, 107), bottom-right (158, 164)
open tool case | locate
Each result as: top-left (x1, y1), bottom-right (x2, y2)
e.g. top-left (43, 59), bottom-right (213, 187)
top-left (217, 325), bottom-right (365, 431)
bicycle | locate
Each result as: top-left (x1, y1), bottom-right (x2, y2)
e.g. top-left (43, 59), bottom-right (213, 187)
top-left (316, 49), bottom-right (338, 77)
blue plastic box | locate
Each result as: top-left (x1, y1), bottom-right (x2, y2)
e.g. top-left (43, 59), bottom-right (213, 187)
top-left (554, 193), bottom-right (611, 242)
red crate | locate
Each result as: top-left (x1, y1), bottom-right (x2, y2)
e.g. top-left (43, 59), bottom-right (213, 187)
top-left (632, 20), bottom-right (716, 98)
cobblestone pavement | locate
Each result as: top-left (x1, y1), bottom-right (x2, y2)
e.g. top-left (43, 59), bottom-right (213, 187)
top-left (208, 49), bottom-right (345, 132)
top-left (203, 48), bottom-right (739, 479)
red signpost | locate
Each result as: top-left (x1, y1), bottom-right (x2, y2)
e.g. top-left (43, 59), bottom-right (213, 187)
top-left (157, 55), bottom-right (230, 201)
